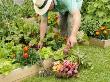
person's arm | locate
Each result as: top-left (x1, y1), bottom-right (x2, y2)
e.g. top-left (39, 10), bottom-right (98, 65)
top-left (66, 10), bottom-right (81, 47)
top-left (71, 10), bottom-right (81, 38)
top-left (39, 16), bottom-right (48, 42)
top-left (38, 14), bottom-right (48, 48)
top-left (65, 0), bottom-right (83, 47)
top-left (70, 0), bottom-right (83, 37)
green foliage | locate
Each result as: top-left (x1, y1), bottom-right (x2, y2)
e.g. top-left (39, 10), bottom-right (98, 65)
top-left (80, 17), bottom-right (102, 36)
top-left (53, 48), bottom-right (64, 60)
top-left (66, 47), bottom-right (92, 69)
top-left (38, 47), bottom-right (53, 59)
top-left (0, 0), bottom-right (39, 47)
top-left (0, 0), bottom-right (34, 20)
top-left (0, 58), bottom-right (20, 75)
top-left (0, 41), bottom-right (22, 58)
top-left (15, 48), bottom-right (40, 66)
top-left (0, 0), bottom-right (17, 21)
top-left (44, 31), bottom-right (65, 51)
top-left (77, 31), bottom-right (89, 43)
top-left (48, 12), bottom-right (59, 28)
top-left (81, 0), bottom-right (110, 36)
top-left (0, 17), bottom-right (39, 46)
top-left (76, 50), bottom-right (92, 69)
top-left (19, 0), bottom-right (35, 18)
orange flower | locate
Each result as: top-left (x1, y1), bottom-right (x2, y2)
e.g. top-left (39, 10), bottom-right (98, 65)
top-left (100, 26), bottom-right (107, 30)
top-left (95, 31), bottom-right (100, 36)
top-left (23, 46), bottom-right (29, 52)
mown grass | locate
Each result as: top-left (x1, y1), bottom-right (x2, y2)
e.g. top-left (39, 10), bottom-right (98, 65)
top-left (22, 45), bottom-right (110, 82)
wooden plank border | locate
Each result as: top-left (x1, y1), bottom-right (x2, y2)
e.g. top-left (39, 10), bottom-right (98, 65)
top-left (89, 38), bottom-right (110, 48)
top-left (0, 65), bottom-right (39, 82)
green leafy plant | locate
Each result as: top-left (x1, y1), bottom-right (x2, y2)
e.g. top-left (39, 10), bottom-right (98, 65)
top-left (0, 0), bottom-right (38, 46)
top-left (81, 0), bottom-right (110, 36)
top-left (44, 32), bottom-right (65, 51)
top-left (0, 16), bottom-right (39, 46)
top-left (77, 31), bottom-right (89, 44)
top-left (80, 17), bottom-right (101, 36)
top-left (15, 46), bottom-right (40, 66)
top-left (73, 48), bottom-right (92, 69)
top-left (48, 12), bottom-right (59, 28)
top-left (62, 47), bottom-right (92, 69)
top-left (0, 41), bottom-right (22, 59)
top-left (38, 47), bottom-right (53, 59)
top-left (19, 0), bottom-right (35, 18)
top-left (53, 47), bottom-right (65, 60)
top-left (0, 58), bottom-right (20, 75)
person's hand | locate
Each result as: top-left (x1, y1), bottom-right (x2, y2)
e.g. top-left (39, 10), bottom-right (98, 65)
top-left (66, 35), bottom-right (77, 48)
top-left (63, 36), bottom-right (77, 54)
top-left (38, 41), bottom-right (43, 49)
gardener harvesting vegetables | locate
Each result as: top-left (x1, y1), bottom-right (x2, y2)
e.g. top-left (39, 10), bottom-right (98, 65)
top-left (32, 0), bottom-right (83, 49)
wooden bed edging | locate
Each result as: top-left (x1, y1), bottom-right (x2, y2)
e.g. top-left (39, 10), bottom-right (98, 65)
top-left (0, 64), bottom-right (39, 82)
top-left (89, 38), bottom-right (110, 48)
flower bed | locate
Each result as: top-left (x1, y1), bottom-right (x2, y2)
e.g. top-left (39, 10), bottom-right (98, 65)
top-left (89, 26), bottom-right (110, 48)
top-left (0, 65), bottom-right (39, 82)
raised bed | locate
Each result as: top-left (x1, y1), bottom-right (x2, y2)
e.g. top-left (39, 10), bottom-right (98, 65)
top-left (0, 65), bottom-right (39, 82)
top-left (89, 38), bottom-right (110, 48)
top-left (89, 29), bottom-right (110, 48)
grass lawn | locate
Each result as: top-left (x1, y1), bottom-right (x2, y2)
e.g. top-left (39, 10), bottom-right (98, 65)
top-left (22, 45), bottom-right (110, 82)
